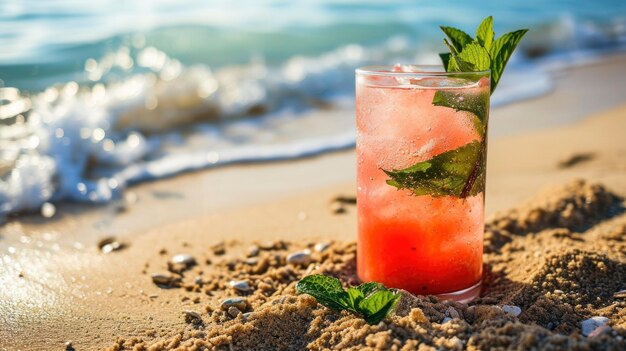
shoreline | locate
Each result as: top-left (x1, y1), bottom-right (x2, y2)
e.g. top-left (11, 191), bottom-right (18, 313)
top-left (1, 54), bottom-right (626, 350)
top-left (3, 52), bottom-right (626, 248)
top-left (2, 48), bottom-right (626, 220)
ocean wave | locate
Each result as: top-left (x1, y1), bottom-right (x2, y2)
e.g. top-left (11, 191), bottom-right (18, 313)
top-left (1, 12), bottom-right (626, 218)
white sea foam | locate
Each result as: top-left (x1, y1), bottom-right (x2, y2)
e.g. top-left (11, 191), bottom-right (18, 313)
top-left (1, 18), bottom-right (625, 218)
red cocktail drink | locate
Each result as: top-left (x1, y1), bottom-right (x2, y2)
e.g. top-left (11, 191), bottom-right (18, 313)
top-left (356, 65), bottom-right (490, 302)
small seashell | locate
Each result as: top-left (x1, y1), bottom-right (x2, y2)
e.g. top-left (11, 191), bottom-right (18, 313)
top-left (247, 246), bottom-right (260, 257)
top-left (502, 305), bottom-right (522, 317)
top-left (242, 312), bottom-right (253, 321)
top-left (244, 257), bottom-right (259, 265)
top-left (221, 297), bottom-right (247, 311)
top-left (151, 273), bottom-right (180, 287)
top-left (183, 310), bottom-right (202, 324)
top-left (581, 316), bottom-right (609, 336)
top-left (286, 252), bottom-right (311, 266)
top-left (98, 237), bottom-right (125, 254)
top-left (314, 242), bottom-right (331, 253)
top-left (171, 254), bottom-right (196, 267)
top-left (229, 280), bottom-right (251, 292)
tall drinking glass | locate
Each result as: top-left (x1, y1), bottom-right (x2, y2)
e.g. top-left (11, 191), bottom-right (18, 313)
top-left (356, 65), bottom-right (490, 302)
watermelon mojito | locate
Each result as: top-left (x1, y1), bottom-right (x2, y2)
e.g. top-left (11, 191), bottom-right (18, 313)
top-left (356, 65), bottom-right (490, 302)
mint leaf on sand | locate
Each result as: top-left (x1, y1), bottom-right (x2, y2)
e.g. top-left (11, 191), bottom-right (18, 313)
top-left (295, 274), bottom-right (353, 312)
top-left (296, 275), bottom-right (400, 325)
top-left (359, 290), bottom-right (401, 325)
top-left (384, 141), bottom-right (485, 198)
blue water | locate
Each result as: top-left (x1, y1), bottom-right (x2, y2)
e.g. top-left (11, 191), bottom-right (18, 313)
top-left (1, 0), bottom-right (625, 218)
top-left (2, 0), bottom-right (625, 90)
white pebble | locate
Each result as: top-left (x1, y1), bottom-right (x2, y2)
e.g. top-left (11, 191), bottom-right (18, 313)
top-left (41, 202), bottom-right (56, 218)
top-left (502, 305), bottom-right (522, 317)
top-left (581, 316), bottom-right (609, 336)
top-left (314, 242), bottom-right (330, 252)
top-left (171, 253), bottom-right (196, 267)
top-left (286, 251), bottom-right (311, 266)
top-left (221, 297), bottom-right (247, 311)
top-left (229, 280), bottom-right (251, 292)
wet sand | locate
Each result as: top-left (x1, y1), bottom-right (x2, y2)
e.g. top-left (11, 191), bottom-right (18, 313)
top-left (1, 55), bottom-right (626, 350)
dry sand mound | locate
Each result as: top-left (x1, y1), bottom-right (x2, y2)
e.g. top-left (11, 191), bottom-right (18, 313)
top-left (106, 180), bottom-right (626, 350)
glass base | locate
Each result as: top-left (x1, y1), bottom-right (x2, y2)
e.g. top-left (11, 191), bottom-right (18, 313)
top-left (435, 280), bottom-right (481, 303)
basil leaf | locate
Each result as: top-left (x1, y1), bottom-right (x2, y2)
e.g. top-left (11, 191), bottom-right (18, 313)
top-left (383, 141), bottom-right (485, 198)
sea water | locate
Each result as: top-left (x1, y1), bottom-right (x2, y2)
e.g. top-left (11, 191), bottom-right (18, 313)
top-left (1, 0), bottom-right (626, 217)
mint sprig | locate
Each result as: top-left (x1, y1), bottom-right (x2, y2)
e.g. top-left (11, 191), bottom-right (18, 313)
top-left (440, 16), bottom-right (528, 93)
top-left (296, 275), bottom-right (400, 325)
top-left (383, 16), bottom-right (527, 199)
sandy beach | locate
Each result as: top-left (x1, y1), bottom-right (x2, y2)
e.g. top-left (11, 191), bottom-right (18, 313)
top-left (1, 54), bottom-right (626, 350)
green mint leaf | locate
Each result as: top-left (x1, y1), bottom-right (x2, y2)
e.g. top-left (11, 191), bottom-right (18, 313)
top-left (297, 275), bottom-right (400, 325)
top-left (476, 16), bottom-right (494, 50)
top-left (296, 275), bottom-right (353, 312)
top-left (439, 53), bottom-right (451, 71)
top-left (357, 282), bottom-right (386, 297)
top-left (358, 290), bottom-right (401, 325)
top-left (442, 39), bottom-right (474, 72)
top-left (457, 43), bottom-right (491, 71)
top-left (439, 26), bottom-right (473, 52)
top-left (383, 141), bottom-right (485, 198)
top-left (489, 29), bottom-right (528, 93)
top-left (346, 287), bottom-right (363, 310)
top-left (432, 87), bottom-right (489, 133)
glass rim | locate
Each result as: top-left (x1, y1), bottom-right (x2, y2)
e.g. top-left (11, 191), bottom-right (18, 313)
top-left (355, 65), bottom-right (490, 77)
